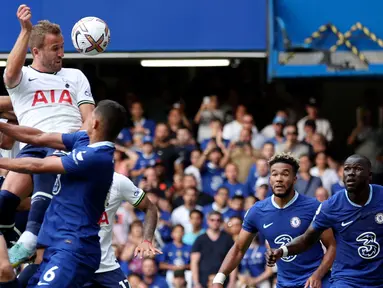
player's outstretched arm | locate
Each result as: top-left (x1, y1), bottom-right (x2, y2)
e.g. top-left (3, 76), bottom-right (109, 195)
top-left (133, 196), bottom-right (162, 258)
top-left (0, 157), bottom-right (65, 174)
top-left (0, 121), bottom-right (66, 150)
top-left (4, 5), bottom-right (32, 89)
top-left (266, 224), bottom-right (323, 267)
top-left (305, 228), bottom-right (336, 288)
top-left (212, 228), bottom-right (254, 287)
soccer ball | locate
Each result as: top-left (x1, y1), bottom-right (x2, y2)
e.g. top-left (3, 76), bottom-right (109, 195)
top-left (71, 17), bottom-right (111, 56)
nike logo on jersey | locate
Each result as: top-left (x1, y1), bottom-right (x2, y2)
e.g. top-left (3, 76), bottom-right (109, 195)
top-left (341, 220), bottom-right (353, 227)
top-left (37, 281), bottom-right (49, 286)
top-left (263, 223), bottom-right (273, 229)
top-left (28, 78), bottom-right (38, 81)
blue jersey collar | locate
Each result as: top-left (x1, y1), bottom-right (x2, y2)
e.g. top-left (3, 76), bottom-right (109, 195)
top-left (271, 191), bottom-right (299, 209)
top-left (344, 184), bottom-right (373, 207)
top-left (88, 141), bottom-right (115, 148)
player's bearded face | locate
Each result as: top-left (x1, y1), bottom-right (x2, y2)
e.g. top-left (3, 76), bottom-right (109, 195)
top-left (270, 163), bottom-right (296, 198)
top-left (39, 34), bottom-right (64, 72)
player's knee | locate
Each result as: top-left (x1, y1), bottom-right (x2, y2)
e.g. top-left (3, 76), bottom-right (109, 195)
top-left (0, 261), bottom-right (15, 281)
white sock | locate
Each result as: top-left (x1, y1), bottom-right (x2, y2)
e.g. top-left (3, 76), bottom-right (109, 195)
top-left (18, 231), bottom-right (37, 251)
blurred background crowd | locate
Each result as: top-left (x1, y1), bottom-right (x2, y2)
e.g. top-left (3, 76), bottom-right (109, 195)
top-left (60, 61), bottom-right (382, 288)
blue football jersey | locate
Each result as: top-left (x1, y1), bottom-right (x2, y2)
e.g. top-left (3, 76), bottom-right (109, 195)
top-left (38, 132), bottom-right (115, 269)
top-left (240, 245), bottom-right (267, 278)
top-left (201, 162), bottom-right (225, 197)
top-left (312, 184), bottom-right (383, 287)
top-left (158, 242), bottom-right (192, 266)
top-left (243, 192), bottom-right (324, 287)
top-left (222, 181), bottom-right (250, 198)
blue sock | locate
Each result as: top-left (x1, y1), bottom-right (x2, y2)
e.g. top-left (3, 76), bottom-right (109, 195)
top-left (0, 190), bottom-right (21, 231)
top-left (26, 193), bottom-right (52, 236)
top-left (0, 279), bottom-right (20, 288)
top-left (17, 264), bottom-right (39, 287)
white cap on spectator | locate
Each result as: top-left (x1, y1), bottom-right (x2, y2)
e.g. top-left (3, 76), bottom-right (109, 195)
top-left (256, 177), bottom-right (269, 188)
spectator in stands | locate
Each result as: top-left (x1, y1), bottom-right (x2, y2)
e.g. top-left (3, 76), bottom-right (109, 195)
top-left (315, 187), bottom-right (329, 202)
top-left (191, 211), bottom-right (236, 288)
top-left (310, 152), bottom-right (339, 193)
top-left (119, 220), bottom-right (145, 275)
top-left (295, 154), bottom-right (322, 198)
top-left (138, 167), bottom-right (167, 199)
top-left (246, 158), bottom-right (270, 196)
top-left (226, 216), bottom-right (243, 241)
top-left (199, 118), bottom-right (229, 152)
top-left (142, 258), bottom-right (169, 288)
top-left (158, 224), bottom-right (191, 286)
top-left (229, 195), bottom-right (245, 218)
top-left (238, 233), bottom-right (273, 288)
top-left (331, 164), bottom-right (345, 195)
top-left (203, 187), bottom-right (241, 224)
top-left (223, 104), bottom-right (256, 142)
top-left (261, 110), bottom-right (289, 139)
top-left (297, 98), bottom-right (333, 142)
top-left (171, 187), bottom-right (202, 234)
top-left (196, 144), bottom-right (227, 197)
top-left (267, 116), bottom-right (286, 145)
top-left (153, 123), bottom-right (179, 182)
top-left (184, 150), bottom-right (202, 191)
top-left (242, 114), bottom-right (266, 149)
top-left (130, 101), bottom-right (156, 137)
top-left (194, 96), bottom-right (225, 143)
top-left (275, 124), bottom-right (309, 158)
top-left (302, 119), bottom-right (316, 147)
top-left (172, 270), bottom-right (188, 288)
top-left (131, 136), bottom-right (160, 183)
top-left (244, 195), bottom-right (257, 211)
top-left (174, 128), bottom-right (196, 174)
top-left (168, 108), bottom-right (191, 140)
top-left (222, 163), bottom-right (250, 198)
top-left (255, 178), bottom-right (270, 200)
top-left (261, 142), bottom-right (275, 160)
top-left (183, 209), bottom-right (205, 246)
top-left (166, 174), bottom-right (184, 205)
top-left (229, 129), bottom-right (257, 183)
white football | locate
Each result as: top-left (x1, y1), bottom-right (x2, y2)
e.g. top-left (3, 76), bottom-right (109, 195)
top-left (71, 17), bottom-right (111, 56)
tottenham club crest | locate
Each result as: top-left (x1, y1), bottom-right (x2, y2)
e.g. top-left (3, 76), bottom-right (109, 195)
top-left (375, 213), bottom-right (383, 224)
top-left (290, 217), bottom-right (301, 228)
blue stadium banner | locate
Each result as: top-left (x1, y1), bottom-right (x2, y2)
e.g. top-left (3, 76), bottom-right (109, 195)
top-left (2, 0), bottom-right (266, 53)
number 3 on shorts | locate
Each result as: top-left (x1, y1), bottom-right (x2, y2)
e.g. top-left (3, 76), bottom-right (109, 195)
top-left (39, 266), bottom-right (59, 284)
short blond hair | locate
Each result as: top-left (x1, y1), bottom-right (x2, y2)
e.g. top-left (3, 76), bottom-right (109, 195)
top-left (29, 20), bottom-right (62, 50)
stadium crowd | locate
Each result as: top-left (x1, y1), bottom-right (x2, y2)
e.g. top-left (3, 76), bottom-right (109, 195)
top-left (103, 92), bottom-right (383, 288)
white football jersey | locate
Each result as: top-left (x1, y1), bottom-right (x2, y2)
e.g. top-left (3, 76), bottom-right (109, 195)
top-left (97, 172), bottom-right (145, 273)
top-left (5, 66), bottom-right (94, 147)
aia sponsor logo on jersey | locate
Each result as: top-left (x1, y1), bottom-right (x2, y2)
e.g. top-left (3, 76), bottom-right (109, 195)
top-left (32, 90), bottom-right (72, 106)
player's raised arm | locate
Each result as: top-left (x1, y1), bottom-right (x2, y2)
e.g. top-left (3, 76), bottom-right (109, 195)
top-left (4, 5), bottom-right (32, 89)
top-left (0, 121), bottom-right (66, 150)
top-left (212, 228), bottom-right (254, 287)
top-left (266, 224), bottom-right (324, 267)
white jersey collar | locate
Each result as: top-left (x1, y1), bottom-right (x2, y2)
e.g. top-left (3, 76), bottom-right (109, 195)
top-left (88, 141), bottom-right (115, 148)
top-left (271, 191), bottom-right (299, 209)
top-left (344, 184), bottom-right (373, 207)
